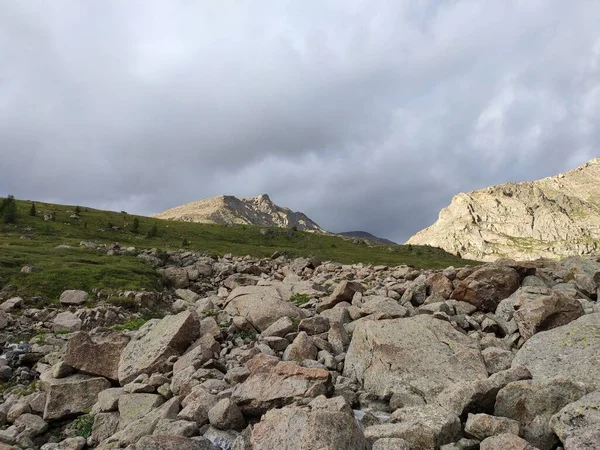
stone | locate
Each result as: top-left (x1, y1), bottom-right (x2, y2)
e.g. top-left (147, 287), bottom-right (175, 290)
top-left (152, 418), bottom-right (199, 437)
top-left (344, 315), bottom-right (487, 401)
top-left (0, 297), bottom-right (22, 312)
top-left (494, 377), bottom-right (587, 450)
top-left (225, 286), bottom-right (305, 332)
top-left (261, 316), bottom-right (296, 337)
top-left (450, 266), bottom-right (521, 313)
top-left (208, 398), bottom-right (245, 431)
top-left (465, 413), bottom-right (520, 440)
top-left (64, 331), bottom-right (129, 382)
top-left (365, 405), bottom-right (461, 450)
top-left (98, 388), bottom-right (124, 412)
top-left (512, 313), bottom-right (600, 391)
top-left (118, 310), bottom-right (200, 384)
top-left (40, 372), bottom-right (111, 420)
top-left (118, 394), bottom-right (165, 428)
top-left (298, 316), bottom-right (330, 335)
top-left (178, 386), bottom-right (218, 425)
top-left (513, 288), bottom-right (584, 340)
top-left (426, 273), bottom-right (454, 299)
top-left (53, 312), bottom-right (82, 333)
top-left (52, 361), bottom-right (74, 379)
top-left (316, 281), bottom-right (364, 313)
top-left (173, 341), bottom-right (214, 375)
top-left (249, 396), bottom-right (369, 450)
top-left (132, 435), bottom-right (219, 450)
top-left (482, 347), bottom-right (513, 374)
top-left (360, 296), bottom-right (408, 318)
top-left (231, 354), bottom-right (331, 416)
top-left (14, 413), bottom-right (48, 436)
top-left (282, 331), bottom-right (317, 362)
top-left (549, 390), bottom-right (600, 450)
top-left (59, 290), bottom-right (89, 306)
top-left (159, 267), bottom-right (190, 289)
top-left (90, 412), bottom-right (119, 445)
top-left (480, 433), bottom-right (540, 450)
top-left (372, 438), bottom-right (411, 450)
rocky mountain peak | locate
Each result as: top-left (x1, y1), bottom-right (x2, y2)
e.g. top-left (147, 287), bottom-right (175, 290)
top-left (154, 194), bottom-right (325, 232)
top-left (407, 158), bottom-right (600, 261)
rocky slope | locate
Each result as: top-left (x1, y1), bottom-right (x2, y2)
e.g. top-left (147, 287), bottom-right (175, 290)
top-left (154, 194), bottom-right (325, 233)
top-left (407, 158), bottom-right (600, 261)
top-left (1, 244), bottom-right (600, 449)
top-left (338, 231), bottom-right (396, 245)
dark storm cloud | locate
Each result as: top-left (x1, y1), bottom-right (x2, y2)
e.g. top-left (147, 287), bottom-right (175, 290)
top-left (1, 1), bottom-right (599, 242)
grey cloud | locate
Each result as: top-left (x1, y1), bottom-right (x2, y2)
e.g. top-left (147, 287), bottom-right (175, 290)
top-left (1, 1), bottom-right (599, 243)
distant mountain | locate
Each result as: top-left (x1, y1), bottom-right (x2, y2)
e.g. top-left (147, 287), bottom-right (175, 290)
top-left (338, 231), bottom-right (396, 245)
top-left (407, 158), bottom-right (600, 261)
top-left (154, 194), bottom-right (325, 232)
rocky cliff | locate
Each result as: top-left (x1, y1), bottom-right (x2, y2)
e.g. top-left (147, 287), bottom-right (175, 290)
top-left (154, 194), bottom-right (325, 232)
top-left (407, 158), bottom-right (600, 261)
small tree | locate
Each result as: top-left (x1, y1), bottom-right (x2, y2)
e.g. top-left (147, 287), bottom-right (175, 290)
top-left (29, 202), bottom-right (36, 217)
top-left (75, 205), bottom-right (81, 214)
top-left (147, 223), bottom-right (158, 238)
top-left (131, 218), bottom-right (140, 233)
top-left (1, 195), bottom-right (17, 224)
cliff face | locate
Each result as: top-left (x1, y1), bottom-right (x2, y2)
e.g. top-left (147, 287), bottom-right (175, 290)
top-left (407, 158), bottom-right (600, 261)
top-left (154, 194), bottom-right (325, 232)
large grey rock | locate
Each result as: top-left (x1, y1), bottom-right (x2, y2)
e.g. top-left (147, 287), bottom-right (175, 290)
top-left (208, 398), bottom-right (245, 431)
top-left (480, 433), bottom-right (540, 450)
top-left (495, 377), bottom-right (587, 450)
top-left (118, 394), bottom-right (165, 429)
top-left (464, 413), bottom-right (520, 441)
top-left (512, 313), bottom-right (600, 391)
top-left (512, 288), bottom-right (584, 340)
top-left (53, 312), bottom-right (82, 332)
top-left (450, 266), bottom-right (521, 313)
top-left (177, 386), bottom-right (218, 426)
top-left (365, 405), bottom-right (461, 450)
top-left (550, 390), bottom-right (600, 450)
top-left (90, 412), bottom-right (119, 445)
top-left (282, 331), bottom-right (317, 362)
top-left (64, 331), bottom-right (129, 382)
top-left (344, 316), bottom-right (487, 401)
top-left (224, 286), bottom-right (305, 332)
top-left (316, 280), bottom-right (364, 313)
top-left (231, 354), bottom-right (331, 416)
top-left (249, 396), bottom-right (369, 450)
top-left (40, 372), bottom-right (111, 420)
top-left (59, 290), bottom-right (89, 306)
top-left (118, 311), bottom-right (200, 384)
top-left (132, 435), bottom-right (219, 450)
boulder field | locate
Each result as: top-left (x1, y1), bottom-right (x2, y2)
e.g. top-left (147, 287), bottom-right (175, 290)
top-left (0, 249), bottom-right (599, 449)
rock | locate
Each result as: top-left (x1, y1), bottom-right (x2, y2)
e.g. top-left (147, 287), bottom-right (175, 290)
top-left (344, 315), bottom-right (487, 401)
top-left (550, 390), bottom-right (600, 450)
top-left (426, 273), bottom-right (454, 299)
top-left (118, 394), bottom-right (165, 428)
top-left (53, 312), bottom-right (82, 332)
top-left (159, 267), bottom-right (190, 289)
top-left (177, 386), bottom-right (218, 425)
top-left (208, 398), bottom-right (245, 430)
top-left (98, 388), bottom-right (124, 412)
top-left (450, 266), bottom-right (521, 313)
top-left (282, 332), bottom-right (317, 362)
top-left (298, 316), bottom-right (330, 335)
top-left (494, 377), bottom-right (587, 450)
top-left (0, 297), bottom-right (23, 312)
top-left (231, 354), bottom-right (331, 416)
top-left (249, 396), bottom-right (369, 450)
top-left (465, 413), bottom-right (520, 440)
top-left (360, 296), bottom-right (408, 318)
top-left (59, 290), bottom-right (89, 306)
top-left (480, 433), bottom-right (540, 450)
top-left (90, 412), bottom-right (119, 444)
top-left (365, 405), bottom-right (461, 450)
top-left (52, 361), bottom-right (74, 379)
top-left (152, 418), bottom-right (199, 437)
top-left (482, 347), bottom-right (514, 374)
top-left (225, 286), bottom-right (305, 332)
top-left (118, 310), bottom-right (200, 384)
top-left (512, 313), bottom-right (600, 391)
top-left (176, 289), bottom-right (200, 303)
top-left (14, 413), bottom-right (48, 436)
top-left (132, 435), bottom-right (219, 450)
top-left (172, 337), bottom-right (215, 375)
top-left (316, 281), bottom-right (364, 313)
top-left (261, 316), bottom-right (296, 337)
top-left (513, 288), bottom-right (584, 340)
top-left (64, 331), bottom-right (129, 382)
top-left (40, 372), bottom-right (111, 420)
top-left (372, 438), bottom-right (411, 450)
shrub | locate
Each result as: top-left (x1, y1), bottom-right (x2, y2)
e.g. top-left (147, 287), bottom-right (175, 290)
top-left (75, 205), bottom-right (81, 214)
top-left (71, 413), bottom-right (94, 439)
top-left (289, 293), bottom-right (310, 306)
top-left (131, 218), bottom-right (140, 234)
top-left (29, 202), bottom-right (36, 217)
top-left (111, 317), bottom-right (147, 331)
top-left (0, 195), bottom-right (17, 224)
top-left (106, 296), bottom-right (138, 311)
top-left (147, 223), bottom-right (158, 238)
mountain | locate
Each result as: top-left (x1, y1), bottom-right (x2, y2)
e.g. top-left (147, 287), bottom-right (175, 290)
top-left (338, 231), bottom-right (397, 245)
top-left (154, 194), bottom-right (325, 232)
top-left (407, 158), bottom-right (600, 261)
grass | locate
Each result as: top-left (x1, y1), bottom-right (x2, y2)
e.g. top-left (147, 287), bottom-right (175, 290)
top-left (0, 197), bottom-right (477, 301)
top-left (290, 293), bottom-right (310, 306)
top-left (111, 317), bottom-right (148, 331)
top-left (70, 413), bottom-right (94, 439)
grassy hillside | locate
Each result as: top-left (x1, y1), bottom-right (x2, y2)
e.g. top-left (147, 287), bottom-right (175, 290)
top-left (0, 197), bottom-right (477, 302)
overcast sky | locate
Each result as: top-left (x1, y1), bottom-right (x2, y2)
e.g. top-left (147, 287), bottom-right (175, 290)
top-left (1, 1), bottom-right (599, 242)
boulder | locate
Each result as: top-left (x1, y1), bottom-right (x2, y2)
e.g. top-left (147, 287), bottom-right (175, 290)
top-left (464, 413), bottom-right (520, 441)
top-left (451, 266), bottom-right (521, 312)
top-left (90, 412), bottom-right (120, 445)
top-left (426, 273), bottom-right (454, 299)
top-left (40, 372), bottom-right (111, 420)
top-left (344, 316), bottom-right (487, 401)
top-left (224, 286), bottom-right (305, 332)
top-left (132, 435), bottom-right (219, 450)
top-left (316, 281), bottom-right (364, 313)
top-left (118, 394), bottom-right (165, 429)
top-left (512, 288), bottom-right (583, 340)
top-left (359, 296), bottom-right (408, 318)
top-left (512, 313), bottom-right (600, 391)
top-left (365, 405), bottom-right (461, 450)
top-left (59, 290), bottom-right (89, 306)
top-left (550, 390), bottom-right (600, 450)
top-left (208, 398), bottom-right (245, 431)
top-left (480, 433), bottom-right (540, 450)
top-left (64, 331), bottom-right (129, 382)
top-left (177, 386), bottom-right (218, 426)
top-left (250, 396), bottom-right (369, 450)
top-left (53, 312), bottom-right (82, 333)
top-left (118, 311), bottom-right (200, 384)
top-left (282, 332), bottom-right (317, 362)
top-left (494, 377), bottom-right (587, 450)
top-left (231, 354), bottom-right (331, 416)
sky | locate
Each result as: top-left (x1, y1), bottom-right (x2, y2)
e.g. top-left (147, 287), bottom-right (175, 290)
top-left (1, 1), bottom-right (599, 243)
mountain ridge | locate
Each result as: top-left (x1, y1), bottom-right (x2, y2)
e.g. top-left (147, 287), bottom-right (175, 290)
top-left (407, 158), bottom-right (600, 261)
